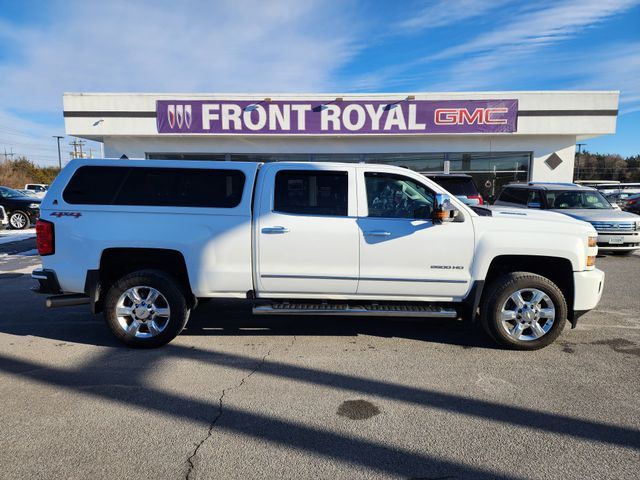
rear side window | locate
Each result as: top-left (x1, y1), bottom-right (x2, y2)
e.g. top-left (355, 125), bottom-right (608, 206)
top-left (63, 167), bottom-right (129, 205)
top-left (498, 187), bottom-right (529, 205)
top-left (274, 170), bottom-right (348, 216)
top-left (63, 166), bottom-right (245, 208)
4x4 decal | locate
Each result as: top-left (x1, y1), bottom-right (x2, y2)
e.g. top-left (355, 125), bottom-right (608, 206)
top-left (50, 212), bottom-right (82, 218)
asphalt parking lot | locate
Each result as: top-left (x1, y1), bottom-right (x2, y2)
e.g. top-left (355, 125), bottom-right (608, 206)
top-left (0, 241), bottom-right (638, 479)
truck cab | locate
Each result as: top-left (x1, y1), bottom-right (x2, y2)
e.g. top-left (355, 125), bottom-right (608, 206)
top-left (33, 159), bottom-right (604, 350)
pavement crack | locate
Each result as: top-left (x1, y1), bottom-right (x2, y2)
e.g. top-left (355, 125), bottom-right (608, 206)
top-left (184, 347), bottom-right (274, 480)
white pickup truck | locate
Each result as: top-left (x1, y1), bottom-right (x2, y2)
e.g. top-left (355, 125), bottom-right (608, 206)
top-left (33, 159), bottom-right (604, 350)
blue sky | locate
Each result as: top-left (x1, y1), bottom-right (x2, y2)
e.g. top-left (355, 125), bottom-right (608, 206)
top-left (0, 0), bottom-right (639, 165)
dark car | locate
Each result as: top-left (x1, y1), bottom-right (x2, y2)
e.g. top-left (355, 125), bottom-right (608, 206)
top-left (624, 194), bottom-right (640, 214)
top-left (0, 186), bottom-right (41, 230)
top-left (423, 173), bottom-right (484, 205)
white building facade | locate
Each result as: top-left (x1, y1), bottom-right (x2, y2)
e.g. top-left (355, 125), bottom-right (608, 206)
top-left (63, 91), bottom-right (618, 201)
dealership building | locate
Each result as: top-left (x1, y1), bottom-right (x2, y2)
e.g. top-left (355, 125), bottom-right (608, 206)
top-left (63, 91), bottom-right (618, 201)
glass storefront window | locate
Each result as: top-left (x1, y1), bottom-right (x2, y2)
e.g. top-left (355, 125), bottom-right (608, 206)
top-left (230, 154), bottom-right (310, 162)
top-left (145, 151), bottom-right (531, 203)
top-left (312, 154), bottom-right (363, 163)
top-left (448, 152), bottom-right (530, 173)
top-left (446, 152), bottom-right (530, 202)
top-left (364, 153), bottom-right (445, 172)
top-left (146, 153), bottom-right (227, 161)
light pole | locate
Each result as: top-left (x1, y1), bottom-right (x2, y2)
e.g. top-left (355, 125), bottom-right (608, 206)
top-left (53, 135), bottom-right (64, 169)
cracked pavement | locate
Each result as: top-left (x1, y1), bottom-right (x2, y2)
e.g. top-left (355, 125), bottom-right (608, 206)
top-left (185, 344), bottom-right (279, 480)
top-left (0, 244), bottom-right (638, 479)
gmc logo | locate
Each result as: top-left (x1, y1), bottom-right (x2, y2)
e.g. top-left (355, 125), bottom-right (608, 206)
top-left (434, 107), bottom-right (509, 125)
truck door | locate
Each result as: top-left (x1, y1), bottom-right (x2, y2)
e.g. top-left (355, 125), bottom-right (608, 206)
top-left (255, 164), bottom-right (359, 295)
top-left (356, 167), bottom-right (475, 299)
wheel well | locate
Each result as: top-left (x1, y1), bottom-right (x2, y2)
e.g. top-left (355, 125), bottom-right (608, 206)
top-left (484, 255), bottom-right (574, 319)
top-left (97, 248), bottom-right (194, 309)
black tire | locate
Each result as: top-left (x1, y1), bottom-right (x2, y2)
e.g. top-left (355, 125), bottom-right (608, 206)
top-left (480, 272), bottom-right (567, 350)
top-left (9, 210), bottom-right (30, 230)
top-left (103, 269), bottom-right (190, 348)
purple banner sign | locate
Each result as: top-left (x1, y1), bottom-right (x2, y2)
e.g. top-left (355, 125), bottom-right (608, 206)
top-left (156, 99), bottom-right (518, 135)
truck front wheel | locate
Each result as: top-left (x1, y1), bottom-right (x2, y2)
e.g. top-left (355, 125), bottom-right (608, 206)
top-left (480, 272), bottom-right (567, 350)
top-left (103, 269), bottom-right (190, 348)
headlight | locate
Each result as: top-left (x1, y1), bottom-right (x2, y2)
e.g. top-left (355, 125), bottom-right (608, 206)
top-left (29, 203), bottom-right (40, 209)
top-left (636, 221), bottom-right (640, 231)
top-left (588, 235), bottom-right (597, 248)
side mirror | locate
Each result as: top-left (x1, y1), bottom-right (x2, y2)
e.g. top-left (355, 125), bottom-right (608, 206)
top-left (433, 193), bottom-right (459, 223)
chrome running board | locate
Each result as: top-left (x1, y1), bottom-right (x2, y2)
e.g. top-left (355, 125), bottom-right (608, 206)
top-left (253, 303), bottom-right (457, 318)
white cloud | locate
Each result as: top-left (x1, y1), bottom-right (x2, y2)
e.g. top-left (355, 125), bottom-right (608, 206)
top-left (425, 0), bottom-right (640, 61)
top-left (569, 43), bottom-right (640, 115)
top-left (352, 0), bottom-right (640, 98)
top-left (396, 0), bottom-right (512, 31)
top-left (0, 0), bottom-right (361, 163)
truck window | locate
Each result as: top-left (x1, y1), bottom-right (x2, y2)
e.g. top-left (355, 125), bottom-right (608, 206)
top-left (115, 168), bottom-right (244, 208)
top-left (498, 187), bottom-right (529, 205)
top-left (365, 172), bottom-right (434, 219)
top-left (63, 166), bottom-right (245, 208)
top-left (63, 167), bottom-right (130, 205)
top-left (274, 170), bottom-right (348, 216)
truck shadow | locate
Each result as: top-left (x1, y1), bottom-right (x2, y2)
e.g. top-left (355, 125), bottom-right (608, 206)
top-left (2, 275), bottom-right (640, 477)
top-left (0, 274), bottom-right (495, 350)
top-left (186, 299), bottom-right (495, 350)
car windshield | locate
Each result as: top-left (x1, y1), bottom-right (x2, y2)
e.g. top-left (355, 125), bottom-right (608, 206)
top-left (0, 186), bottom-right (27, 198)
top-left (545, 190), bottom-right (612, 209)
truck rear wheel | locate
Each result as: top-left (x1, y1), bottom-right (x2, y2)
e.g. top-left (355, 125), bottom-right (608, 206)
top-left (103, 269), bottom-right (190, 348)
top-left (480, 272), bottom-right (567, 350)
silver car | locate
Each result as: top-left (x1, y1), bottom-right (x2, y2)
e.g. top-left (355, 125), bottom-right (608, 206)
top-left (494, 182), bottom-right (640, 254)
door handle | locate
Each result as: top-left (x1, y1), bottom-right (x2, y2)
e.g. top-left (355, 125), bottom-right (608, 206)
top-left (364, 230), bottom-right (391, 237)
top-left (261, 226), bottom-right (290, 234)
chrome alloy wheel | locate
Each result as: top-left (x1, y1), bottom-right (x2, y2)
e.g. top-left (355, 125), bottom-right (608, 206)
top-left (500, 288), bottom-right (555, 341)
top-left (9, 212), bottom-right (28, 229)
top-left (115, 286), bottom-right (170, 338)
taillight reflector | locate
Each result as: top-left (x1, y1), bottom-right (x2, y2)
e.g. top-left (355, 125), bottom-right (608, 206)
top-left (36, 220), bottom-right (55, 256)
top-left (467, 195), bottom-right (484, 205)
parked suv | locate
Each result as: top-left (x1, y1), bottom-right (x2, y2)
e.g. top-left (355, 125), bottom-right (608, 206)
top-left (33, 159), bottom-right (603, 350)
top-left (0, 186), bottom-right (41, 229)
top-left (423, 173), bottom-right (483, 205)
top-left (495, 182), bottom-right (640, 254)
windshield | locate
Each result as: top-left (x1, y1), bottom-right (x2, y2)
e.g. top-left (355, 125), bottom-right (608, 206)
top-left (545, 190), bottom-right (612, 210)
top-left (0, 186), bottom-right (27, 198)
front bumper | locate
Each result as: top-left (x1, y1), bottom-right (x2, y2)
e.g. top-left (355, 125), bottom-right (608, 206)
top-left (573, 268), bottom-right (605, 312)
top-left (31, 269), bottom-right (62, 294)
top-left (597, 231), bottom-right (640, 251)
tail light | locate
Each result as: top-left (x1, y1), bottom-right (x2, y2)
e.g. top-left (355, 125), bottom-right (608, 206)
top-left (628, 199), bottom-right (637, 205)
top-left (36, 220), bottom-right (55, 256)
top-left (467, 194), bottom-right (484, 205)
